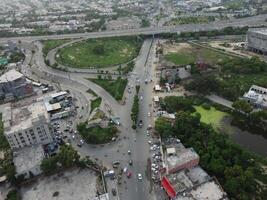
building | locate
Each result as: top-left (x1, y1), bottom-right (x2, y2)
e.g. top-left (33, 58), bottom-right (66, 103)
top-left (161, 167), bottom-right (228, 200)
top-left (2, 100), bottom-right (53, 149)
top-left (246, 29), bottom-right (267, 54)
top-left (243, 85), bottom-right (267, 108)
top-left (0, 69), bottom-right (33, 102)
top-left (13, 145), bottom-right (45, 178)
top-left (165, 144), bottom-right (199, 174)
top-left (43, 91), bottom-right (73, 120)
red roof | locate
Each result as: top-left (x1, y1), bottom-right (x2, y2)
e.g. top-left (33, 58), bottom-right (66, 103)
top-left (161, 176), bottom-right (176, 198)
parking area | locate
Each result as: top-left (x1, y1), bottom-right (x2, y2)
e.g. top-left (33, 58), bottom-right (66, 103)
top-left (20, 168), bottom-right (97, 200)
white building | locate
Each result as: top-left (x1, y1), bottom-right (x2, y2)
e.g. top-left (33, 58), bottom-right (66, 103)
top-left (2, 100), bottom-right (53, 149)
top-left (246, 29), bottom-right (267, 54)
top-left (243, 85), bottom-right (267, 109)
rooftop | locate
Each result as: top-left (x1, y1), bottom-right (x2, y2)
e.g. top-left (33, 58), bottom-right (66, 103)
top-left (0, 69), bottom-right (24, 83)
top-left (249, 28), bottom-right (267, 35)
top-left (3, 100), bottom-right (49, 135)
top-left (167, 148), bottom-right (199, 169)
top-left (13, 145), bottom-right (45, 174)
top-left (175, 180), bottom-right (228, 200)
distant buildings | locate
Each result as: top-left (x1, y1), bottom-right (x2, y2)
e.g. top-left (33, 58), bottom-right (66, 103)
top-left (106, 17), bottom-right (141, 31)
top-left (243, 85), bottom-right (267, 109)
top-left (2, 100), bottom-right (53, 149)
top-left (0, 69), bottom-right (33, 102)
top-left (246, 28), bottom-right (267, 54)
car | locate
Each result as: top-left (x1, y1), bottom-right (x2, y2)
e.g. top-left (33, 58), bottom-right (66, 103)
top-left (77, 143), bottom-right (82, 147)
top-left (138, 120), bottom-right (143, 128)
top-left (80, 139), bottom-right (84, 144)
top-left (140, 96), bottom-right (143, 100)
top-left (72, 135), bottom-right (75, 139)
top-left (148, 140), bottom-right (152, 144)
top-left (123, 167), bottom-right (128, 173)
top-left (128, 150), bottom-right (131, 155)
top-left (145, 79), bottom-right (148, 84)
top-left (129, 159), bottom-right (133, 166)
top-left (138, 173), bottom-right (142, 180)
top-left (148, 112), bottom-right (151, 117)
top-left (127, 171), bottom-right (132, 178)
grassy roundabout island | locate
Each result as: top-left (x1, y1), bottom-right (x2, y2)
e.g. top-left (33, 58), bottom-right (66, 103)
top-left (56, 36), bottom-right (142, 68)
top-left (77, 123), bottom-right (118, 144)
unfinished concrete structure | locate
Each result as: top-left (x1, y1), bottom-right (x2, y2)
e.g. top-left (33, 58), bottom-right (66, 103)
top-left (246, 28), bottom-right (267, 54)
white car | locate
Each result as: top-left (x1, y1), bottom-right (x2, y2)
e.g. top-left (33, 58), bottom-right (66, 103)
top-left (148, 140), bottom-right (152, 144)
top-left (138, 173), bottom-right (142, 180)
top-left (148, 112), bottom-right (151, 117)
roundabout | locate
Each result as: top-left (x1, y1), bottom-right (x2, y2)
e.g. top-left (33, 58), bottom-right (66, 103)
top-left (55, 36), bottom-right (142, 69)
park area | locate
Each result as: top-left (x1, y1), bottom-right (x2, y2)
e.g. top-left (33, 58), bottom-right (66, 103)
top-left (194, 105), bottom-right (229, 130)
top-left (77, 123), bottom-right (118, 144)
top-left (42, 39), bottom-right (71, 56)
top-left (164, 42), bottom-right (232, 65)
top-left (56, 36), bottom-right (142, 68)
top-left (89, 77), bottom-right (128, 101)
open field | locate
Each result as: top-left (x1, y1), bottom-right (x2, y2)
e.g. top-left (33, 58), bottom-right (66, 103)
top-left (194, 106), bottom-right (229, 129)
top-left (164, 43), bottom-right (232, 65)
top-left (42, 39), bottom-right (71, 55)
top-left (89, 77), bottom-right (128, 101)
top-left (20, 168), bottom-right (97, 200)
top-left (56, 37), bottom-right (141, 68)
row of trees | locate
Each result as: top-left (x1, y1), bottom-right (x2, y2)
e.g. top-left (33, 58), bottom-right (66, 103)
top-left (155, 111), bottom-right (267, 199)
top-left (131, 86), bottom-right (140, 129)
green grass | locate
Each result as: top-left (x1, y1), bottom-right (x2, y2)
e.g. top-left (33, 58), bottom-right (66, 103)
top-left (56, 37), bottom-right (141, 68)
top-left (194, 106), bottom-right (229, 129)
top-left (90, 97), bottom-right (102, 113)
top-left (89, 77), bottom-right (128, 101)
top-left (77, 123), bottom-right (118, 144)
top-left (165, 44), bottom-right (232, 65)
top-left (42, 39), bottom-right (71, 56)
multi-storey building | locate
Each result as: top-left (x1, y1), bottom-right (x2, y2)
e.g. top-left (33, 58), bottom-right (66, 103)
top-left (2, 100), bottom-right (53, 149)
top-left (0, 69), bottom-right (33, 102)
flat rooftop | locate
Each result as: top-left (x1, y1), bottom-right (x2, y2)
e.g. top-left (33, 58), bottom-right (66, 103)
top-left (13, 145), bottom-right (45, 174)
top-left (167, 148), bottom-right (199, 169)
top-left (3, 99), bottom-right (49, 135)
top-left (248, 28), bottom-right (267, 35)
top-left (175, 180), bottom-right (228, 200)
top-left (0, 69), bottom-right (24, 83)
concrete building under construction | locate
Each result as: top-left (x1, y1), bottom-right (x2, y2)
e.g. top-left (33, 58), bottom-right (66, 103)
top-left (246, 28), bottom-right (267, 54)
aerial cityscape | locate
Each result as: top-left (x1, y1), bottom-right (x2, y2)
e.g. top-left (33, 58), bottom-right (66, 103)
top-left (0, 0), bottom-right (267, 200)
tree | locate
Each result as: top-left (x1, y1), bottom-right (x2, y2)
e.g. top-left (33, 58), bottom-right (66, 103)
top-left (232, 99), bottom-right (253, 114)
top-left (155, 118), bottom-right (173, 138)
top-left (93, 45), bottom-right (105, 55)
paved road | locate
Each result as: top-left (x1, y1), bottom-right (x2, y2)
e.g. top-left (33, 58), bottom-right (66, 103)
top-left (19, 38), bottom-right (157, 200)
top-left (0, 14), bottom-right (267, 42)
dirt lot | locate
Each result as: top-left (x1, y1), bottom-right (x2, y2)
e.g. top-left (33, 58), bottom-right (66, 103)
top-left (162, 42), bottom-right (191, 55)
top-left (20, 168), bottom-right (97, 200)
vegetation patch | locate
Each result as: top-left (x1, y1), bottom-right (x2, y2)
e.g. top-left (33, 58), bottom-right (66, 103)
top-left (42, 39), bottom-right (71, 56)
top-left (56, 36), bottom-right (142, 68)
top-left (165, 43), bottom-right (231, 65)
top-left (6, 189), bottom-right (20, 200)
top-left (89, 77), bottom-right (127, 101)
top-left (90, 97), bottom-right (102, 113)
top-left (77, 123), bottom-right (118, 144)
top-left (41, 145), bottom-right (80, 175)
